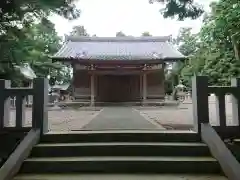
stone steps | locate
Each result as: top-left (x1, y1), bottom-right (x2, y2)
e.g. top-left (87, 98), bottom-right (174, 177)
top-left (30, 142), bottom-right (210, 157)
top-left (41, 131), bottom-right (200, 143)
top-left (14, 174), bottom-right (228, 180)
top-left (15, 132), bottom-right (228, 177)
top-left (19, 156), bottom-right (221, 174)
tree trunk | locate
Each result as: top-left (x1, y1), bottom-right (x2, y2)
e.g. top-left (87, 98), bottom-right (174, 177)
top-left (231, 34), bottom-right (240, 60)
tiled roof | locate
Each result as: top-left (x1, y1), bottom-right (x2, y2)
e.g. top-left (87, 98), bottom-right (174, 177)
top-left (53, 36), bottom-right (185, 61)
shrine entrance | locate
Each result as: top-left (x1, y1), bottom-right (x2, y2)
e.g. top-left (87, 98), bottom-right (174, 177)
top-left (97, 75), bottom-right (140, 102)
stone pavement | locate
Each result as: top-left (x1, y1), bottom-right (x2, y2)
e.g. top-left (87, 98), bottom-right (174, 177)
top-left (81, 107), bottom-right (161, 130)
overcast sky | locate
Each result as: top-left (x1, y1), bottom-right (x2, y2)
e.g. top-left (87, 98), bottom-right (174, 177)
top-left (50, 0), bottom-right (212, 38)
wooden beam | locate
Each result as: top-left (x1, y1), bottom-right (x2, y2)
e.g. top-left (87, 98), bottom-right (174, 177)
top-left (0, 129), bottom-right (40, 180)
top-left (201, 123), bottom-right (240, 180)
top-left (53, 58), bottom-right (164, 65)
top-left (52, 57), bottom-right (185, 63)
top-left (88, 70), bottom-right (142, 75)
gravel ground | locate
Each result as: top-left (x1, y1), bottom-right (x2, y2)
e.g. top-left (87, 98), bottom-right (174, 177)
top-left (6, 95), bottom-right (238, 131)
top-left (139, 96), bottom-right (237, 130)
top-left (7, 108), bottom-right (101, 132)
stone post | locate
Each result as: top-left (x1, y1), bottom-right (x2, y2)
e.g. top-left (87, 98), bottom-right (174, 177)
top-left (0, 80), bottom-right (11, 129)
top-left (32, 78), bottom-right (49, 135)
top-left (192, 76), bottom-right (209, 133)
top-left (231, 78), bottom-right (240, 126)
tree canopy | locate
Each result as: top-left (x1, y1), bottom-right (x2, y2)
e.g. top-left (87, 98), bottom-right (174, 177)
top-left (149, 0), bottom-right (204, 20)
top-left (2, 0), bottom-right (234, 87)
top-left (141, 32), bottom-right (152, 36)
top-left (172, 0), bottom-right (240, 87)
top-left (70, 25), bottom-right (89, 36)
top-left (116, 31), bottom-right (126, 37)
top-left (0, 0), bottom-right (80, 85)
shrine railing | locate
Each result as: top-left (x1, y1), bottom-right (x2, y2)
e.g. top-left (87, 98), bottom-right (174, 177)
top-left (192, 76), bottom-right (240, 138)
top-left (0, 78), bottom-right (48, 135)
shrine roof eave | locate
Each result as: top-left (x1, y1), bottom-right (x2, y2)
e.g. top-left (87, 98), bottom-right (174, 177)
top-left (51, 57), bottom-right (186, 65)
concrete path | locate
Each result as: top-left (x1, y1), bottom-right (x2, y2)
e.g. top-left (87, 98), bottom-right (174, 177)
top-left (81, 107), bottom-right (162, 130)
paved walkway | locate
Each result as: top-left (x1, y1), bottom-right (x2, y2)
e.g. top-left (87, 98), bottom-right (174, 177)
top-left (81, 107), bottom-right (161, 130)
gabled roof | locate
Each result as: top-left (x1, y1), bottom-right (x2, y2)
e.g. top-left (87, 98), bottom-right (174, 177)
top-left (53, 36), bottom-right (185, 61)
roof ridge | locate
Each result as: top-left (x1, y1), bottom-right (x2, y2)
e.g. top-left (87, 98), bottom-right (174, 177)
top-left (66, 35), bottom-right (171, 42)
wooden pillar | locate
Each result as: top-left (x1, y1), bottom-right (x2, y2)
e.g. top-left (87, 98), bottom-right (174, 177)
top-left (161, 65), bottom-right (165, 96)
top-left (90, 74), bottom-right (95, 106)
top-left (72, 63), bottom-right (76, 99)
top-left (143, 73), bottom-right (147, 101)
top-left (139, 75), bottom-right (142, 99)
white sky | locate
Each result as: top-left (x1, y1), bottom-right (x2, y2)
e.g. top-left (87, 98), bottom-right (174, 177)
top-left (50, 0), bottom-right (212, 38)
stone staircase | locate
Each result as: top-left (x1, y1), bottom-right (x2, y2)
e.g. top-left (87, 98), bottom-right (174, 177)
top-left (14, 131), bottom-right (228, 179)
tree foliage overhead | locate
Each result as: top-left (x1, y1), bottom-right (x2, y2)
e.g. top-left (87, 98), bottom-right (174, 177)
top-left (3, 0), bottom-right (239, 88)
top-left (70, 25), bottom-right (89, 36)
top-left (172, 0), bottom-right (240, 86)
top-left (149, 0), bottom-right (204, 20)
top-left (116, 31), bottom-right (127, 37)
top-left (0, 0), bottom-right (80, 84)
top-left (141, 31), bottom-right (152, 36)
top-left (1, 2), bottom-right (97, 85)
top-left (0, 0), bottom-right (80, 25)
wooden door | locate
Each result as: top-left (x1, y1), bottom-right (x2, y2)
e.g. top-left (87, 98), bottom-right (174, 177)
top-left (97, 75), bottom-right (140, 102)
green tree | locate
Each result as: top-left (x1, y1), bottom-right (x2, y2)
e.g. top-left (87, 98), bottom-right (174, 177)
top-left (142, 31), bottom-right (152, 36)
top-left (172, 0), bottom-right (240, 86)
top-left (70, 25), bottom-right (89, 36)
top-left (0, 0), bottom-right (80, 81)
top-left (167, 28), bottom-right (198, 87)
top-left (149, 0), bottom-right (204, 20)
top-left (116, 31), bottom-right (126, 37)
top-left (0, 18), bottom-right (70, 85)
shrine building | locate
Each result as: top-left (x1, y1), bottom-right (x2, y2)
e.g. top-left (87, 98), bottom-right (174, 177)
top-left (52, 36), bottom-right (185, 105)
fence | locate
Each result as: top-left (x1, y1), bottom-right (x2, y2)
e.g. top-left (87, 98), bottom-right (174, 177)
top-left (192, 76), bottom-right (240, 138)
top-left (0, 78), bottom-right (48, 135)
top-left (1, 76), bottom-right (240, 138)
top-left (10, 96), bottom-right (33, 108)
